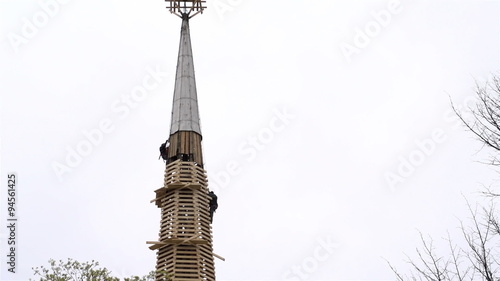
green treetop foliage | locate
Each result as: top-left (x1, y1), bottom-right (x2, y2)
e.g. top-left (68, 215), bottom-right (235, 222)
top-left (31, 259), bottom-right (160, 281)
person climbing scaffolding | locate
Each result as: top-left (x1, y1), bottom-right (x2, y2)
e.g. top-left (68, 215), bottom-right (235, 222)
top-left (159, 140), bottom-right (169, 163)
top-left (208, 191), bottom-right (218, 223)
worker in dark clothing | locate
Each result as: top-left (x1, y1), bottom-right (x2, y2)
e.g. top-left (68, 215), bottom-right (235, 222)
top-left (208, 191), bottom-right (218, 223)
top-left (159, 140), bottom-right (169, 163)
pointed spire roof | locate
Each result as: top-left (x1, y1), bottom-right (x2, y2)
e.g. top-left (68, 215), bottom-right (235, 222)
top-left (170, 14), bottom-right (201, 136)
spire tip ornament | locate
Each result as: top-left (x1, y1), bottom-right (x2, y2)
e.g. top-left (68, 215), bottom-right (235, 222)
top-left (166, 0), bottom-right (207, 18)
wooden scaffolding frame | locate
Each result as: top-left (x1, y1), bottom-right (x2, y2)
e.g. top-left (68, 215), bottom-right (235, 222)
top-left (148, 160), bottom-right (216, 281)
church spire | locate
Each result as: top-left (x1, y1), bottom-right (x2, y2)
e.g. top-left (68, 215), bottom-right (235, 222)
top-left (148, 2), bottom-right (219, 281)
top-left (170, 13), bottom-right (202, 136)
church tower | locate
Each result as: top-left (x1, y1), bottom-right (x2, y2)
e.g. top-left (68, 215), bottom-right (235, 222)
top-left (147, 1), bottom-right (219, 280)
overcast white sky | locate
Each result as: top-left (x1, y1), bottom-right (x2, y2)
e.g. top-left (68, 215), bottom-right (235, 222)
top-left (1, 0), bottom-right (500, 280)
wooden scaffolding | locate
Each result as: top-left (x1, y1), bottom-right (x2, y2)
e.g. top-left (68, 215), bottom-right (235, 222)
top-left (148, 160), bottom-right (216, 281)
top-left (148, 3), bottom-right (218, 280)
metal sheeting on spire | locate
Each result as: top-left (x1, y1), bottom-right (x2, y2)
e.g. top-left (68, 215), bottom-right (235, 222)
top-left (170, 15), bottom-right (202, 136)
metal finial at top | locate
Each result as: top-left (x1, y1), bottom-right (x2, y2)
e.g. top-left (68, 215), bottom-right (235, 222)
top-left (166, 0), bottom-right (207, 18)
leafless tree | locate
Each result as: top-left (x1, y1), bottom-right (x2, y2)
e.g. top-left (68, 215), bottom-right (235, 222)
top-left (389, 76), bottom-right (500, 280)
top-left (453, 76), bottom-right (500, 166)
top-left (388, 202), bottom-right (500, 281)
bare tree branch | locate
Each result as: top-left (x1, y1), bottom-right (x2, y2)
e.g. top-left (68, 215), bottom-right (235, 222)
top-left (390, 75), bottom-right (500, 280)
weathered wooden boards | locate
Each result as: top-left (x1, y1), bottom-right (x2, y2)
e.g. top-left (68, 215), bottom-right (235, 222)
top-left (150, 160), bottom-right (216, 281)
top-left (168, 132), bottom-right (204, 165)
